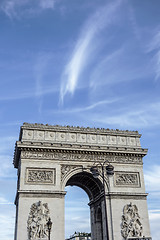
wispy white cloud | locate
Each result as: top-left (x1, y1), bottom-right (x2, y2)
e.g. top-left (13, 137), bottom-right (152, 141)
top-left (0, 136), bottom-right (18, 179)
top-left (0, 53), bottom-right (58, 102)
top-left (0, 155), bottom-right (16, 178)
top-left (128, 4), bottom-right (141, 41)
top-left (55, 98), bottom-right (119, 114)
top-left (149, 209), bottom-right (160, 240)
top-left (65, 204), bottom-right (90, 237)
top-left (90, 48), bottom-right (124, 89)
top-left (0, 136), bottom-right (16, 153)
top-left (60, 0), bottom-right (122, 104)
top-left (90, 43), bottom-right (152, 89)
top-left (39, 0), bottom-right (55, 10)
top-left (144, 165), bottom-right (160, 192)
top-left (0, 87), bottom-right (58, 101)
top-left (147, 30), bottom-right (160, 80)
top-left (34, 52), bottom-right (57, 113)
top-left (92, 101), bottom-right (160, 128)
top-left (0, 208), bottom-right (15, 240)
top-left (34, 53), bottom-right (53, 98)
top-left (1, 0), bottom-right (56, 19)
top-left (0, 197), bottom-right (13, 205)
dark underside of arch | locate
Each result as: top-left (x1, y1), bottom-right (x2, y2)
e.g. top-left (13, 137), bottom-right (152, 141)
top-left (66, 171), bottom-right (103, 201)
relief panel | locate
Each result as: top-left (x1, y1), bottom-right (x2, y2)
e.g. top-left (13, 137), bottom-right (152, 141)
top-left (34, 130), bottom-right (45, 140)
top-left (108, 135), bottom-right (117, 145)
top-left (97, 135), bottom-right (107, 145)
top-left (44, 131), bottom-right (56, 141)
top-left (23, 129), bottom-right (34, 140)
top-left (68, 133), bottom-right (77, 142)
top-left (56, 132), bottom-right (67, 142)
top-left (87, 134), bottom-right (97, 144)
top-left (77, 133), bottom-right (87, 143)
top-left (118, 136), bottom-right (127, 146)
top-left (127, 137), bottom-right (136, 146)
top-left (121, 202), bottom-right (143, 239)
top-left (25, 168), bottom-right (56, 185)
top-left (27, 201), bottom-right (50, 240)
top-left (114, 172), bottom-right (140, 187)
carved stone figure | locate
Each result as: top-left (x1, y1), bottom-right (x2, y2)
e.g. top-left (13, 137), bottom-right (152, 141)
top-left (27, 201), bottom-right (50, 239)
top-left (121, 202), bottom-right (143, 239)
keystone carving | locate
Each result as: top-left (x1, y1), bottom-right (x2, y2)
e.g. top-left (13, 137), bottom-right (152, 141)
top-left (115, 173), bottom-right (139, 186)
top-left (27, 201), bottom-right (50, 240)
top-left (121, 202), bottom-right (143, 239)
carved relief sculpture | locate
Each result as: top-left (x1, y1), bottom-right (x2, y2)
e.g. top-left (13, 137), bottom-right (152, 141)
top-left (27, 201), bottom-right (50, 240)
top-left (26, 168), bottom-right (54, 184)
top-left (121, 202), bottom-right (143, 239)
top-left (115, 172), bottom-right (139, 187)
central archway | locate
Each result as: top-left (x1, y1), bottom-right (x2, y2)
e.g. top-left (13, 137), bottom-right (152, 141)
top-left (65, 171), bottom-right (104, 240)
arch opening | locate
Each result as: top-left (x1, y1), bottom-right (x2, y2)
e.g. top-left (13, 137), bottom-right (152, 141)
top-left (66, 171), bottom-right (103, 201)
top-left (65, 171), bottom-right (104, 240)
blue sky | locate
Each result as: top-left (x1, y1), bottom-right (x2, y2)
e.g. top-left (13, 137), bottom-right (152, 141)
top-left (0, 0), bottom-right (160, 239)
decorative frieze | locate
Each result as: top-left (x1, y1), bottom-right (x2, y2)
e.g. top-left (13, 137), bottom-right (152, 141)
top-left (26, 168), bottom-right (55, 184)
top-left (21, 150), bottom-right (142, 164)
top-left (27, 201), bottom-right (50, 239)
top-left (121, 202), bottom-right (143, 239)
top-left (115, 172), bottom-right (140, 187)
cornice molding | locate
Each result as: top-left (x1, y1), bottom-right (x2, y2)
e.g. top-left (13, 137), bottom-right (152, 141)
top-left (21, 122), bottom-right (141, 137)
top-left (15, 141), bottom-right (147, 155)
top-left (13, 144), bottom-right (145, 168)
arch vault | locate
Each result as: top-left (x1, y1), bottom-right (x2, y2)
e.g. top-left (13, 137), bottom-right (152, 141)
top-left (13, 123), bottom-right (152, 240)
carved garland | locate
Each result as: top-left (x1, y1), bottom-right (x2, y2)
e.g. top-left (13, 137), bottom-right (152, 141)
top-left (27, 201), bottom-right (50, 240)
top-left (121, 202), bottom-right (143, 239)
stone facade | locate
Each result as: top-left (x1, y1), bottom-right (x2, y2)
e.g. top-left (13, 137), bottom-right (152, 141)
top-left (13, 123), bottom-right (151, 240)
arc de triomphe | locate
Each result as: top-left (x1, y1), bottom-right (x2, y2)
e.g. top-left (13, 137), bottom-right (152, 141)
top-left (13, 123), bottom-right (152, 240)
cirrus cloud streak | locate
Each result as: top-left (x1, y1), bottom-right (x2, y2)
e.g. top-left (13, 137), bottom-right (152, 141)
top-left (60, 0), bottom-right (122, 104)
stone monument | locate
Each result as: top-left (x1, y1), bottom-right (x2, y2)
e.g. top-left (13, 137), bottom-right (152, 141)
top-left (13, 123), bottom-right (152, 240)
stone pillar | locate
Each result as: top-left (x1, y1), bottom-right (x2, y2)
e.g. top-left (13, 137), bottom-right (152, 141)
top-left (14, 144), bottom-right (66, 240)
